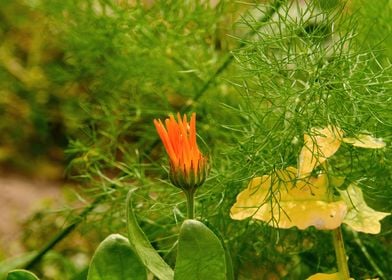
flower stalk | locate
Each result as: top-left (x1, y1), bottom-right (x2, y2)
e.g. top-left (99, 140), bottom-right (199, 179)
top-left (154, 112), bottom-right (208, 219)
top-left (185, 190), bottom-right (195, 219)
top-left (332, 227), bottom-right (350, 280)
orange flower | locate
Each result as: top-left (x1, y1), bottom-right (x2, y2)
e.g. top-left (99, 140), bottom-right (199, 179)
top-left (154, 113), bottom-right (207, 190)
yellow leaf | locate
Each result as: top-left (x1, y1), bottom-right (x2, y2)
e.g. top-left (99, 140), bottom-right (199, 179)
top-left (306, 272), bottom-right (340, 280)
top-left (306, 272), bottom-right (354, 280)
top-left (343, 134), bottom-right (386, 149)
top-left (298, 126), bottom-right (343, 177)
top-left (230, 167), bottom-right (347, 230)
top-left (339, 184), bottom-right (390, 234)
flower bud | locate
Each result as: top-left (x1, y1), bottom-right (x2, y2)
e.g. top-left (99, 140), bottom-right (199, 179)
top-left (154, 113), bottom-right (208, 192)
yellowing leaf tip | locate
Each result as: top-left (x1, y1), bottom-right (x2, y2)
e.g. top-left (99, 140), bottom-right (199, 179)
top-left (343, 134), bottom-right (386, 149)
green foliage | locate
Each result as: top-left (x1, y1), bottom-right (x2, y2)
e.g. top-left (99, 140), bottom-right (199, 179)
top-left (0, 0), bottom-right (78, 174)
top-left (174, 219), bottom-right (228, 280)
top-left (225, 1), bottom-right (391, 278)
top-left (352, 0), bottom-right (392, 67)
top-left (126, 189), bottom-right (174, 280)
top-left (0, 0), bottom-right (391, 279)
top-left (230, 3), bottom-right (390, 173)
top-left (87, 234), bottom-right (146, 280)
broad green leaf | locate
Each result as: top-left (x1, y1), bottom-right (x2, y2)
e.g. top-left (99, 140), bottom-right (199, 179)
top-left (343, 134), bottom-right (386, 149)
top-left (339, 184), bottom-right (390, 234)
top-left (230, 167), bottom-right (347, 230)
top-left (298, 126), bottom-right (343, 177)
top-left (6, 269), bottom-right (39, 280)
top-left (126, 189), bottom-right (174, 280)
top-left (200, 221), bottom-right (234, 280)
top-left (174, 219), bottom-right (226, 280)
top-left (87, 234), bottom-right (146, 280)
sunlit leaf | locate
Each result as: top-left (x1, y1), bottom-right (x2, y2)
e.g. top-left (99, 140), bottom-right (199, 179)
top-left (230, 167), bottom-right (347, 230)
top-left (126, 189), bottom-right (174, 280)
top-left (343, 134), bottom-right (386, 149)
top-left (298, 126), bottom-right (343, 177)
top-left (339, 184), bottom-right (390, 234)
top-left (87, 234), bottom-right (147, 280)
top-left (174, 220), bottom-right (227, 280)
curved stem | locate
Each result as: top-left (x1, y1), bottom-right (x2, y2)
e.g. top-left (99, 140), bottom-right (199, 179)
top-left (332, 227), bottom-right (350, 280)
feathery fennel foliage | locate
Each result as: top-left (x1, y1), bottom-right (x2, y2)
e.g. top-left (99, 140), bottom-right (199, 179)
top-left (1, 0), bottom-right (390, 279)
top-left (223, 1), bottom-right (391, 278)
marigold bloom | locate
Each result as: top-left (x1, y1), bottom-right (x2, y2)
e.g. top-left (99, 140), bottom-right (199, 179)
top-left (154, 113), bottom-right (207, 191)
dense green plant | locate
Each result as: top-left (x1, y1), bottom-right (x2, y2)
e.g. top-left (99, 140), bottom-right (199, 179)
top-left (0, 0), bottom-right (391, 279)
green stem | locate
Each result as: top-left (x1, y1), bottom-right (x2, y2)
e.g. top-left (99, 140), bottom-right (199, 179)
top-left (352, 230), bottom-right (385, 279)
top-left (23, 195), bottom-right (104, 269)
top-left (323, 161), bottom-right (350, 279)
top-left (332, 227), bottom-right (350, 280)
top-left (185, 190), bottom-right (195, 219)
